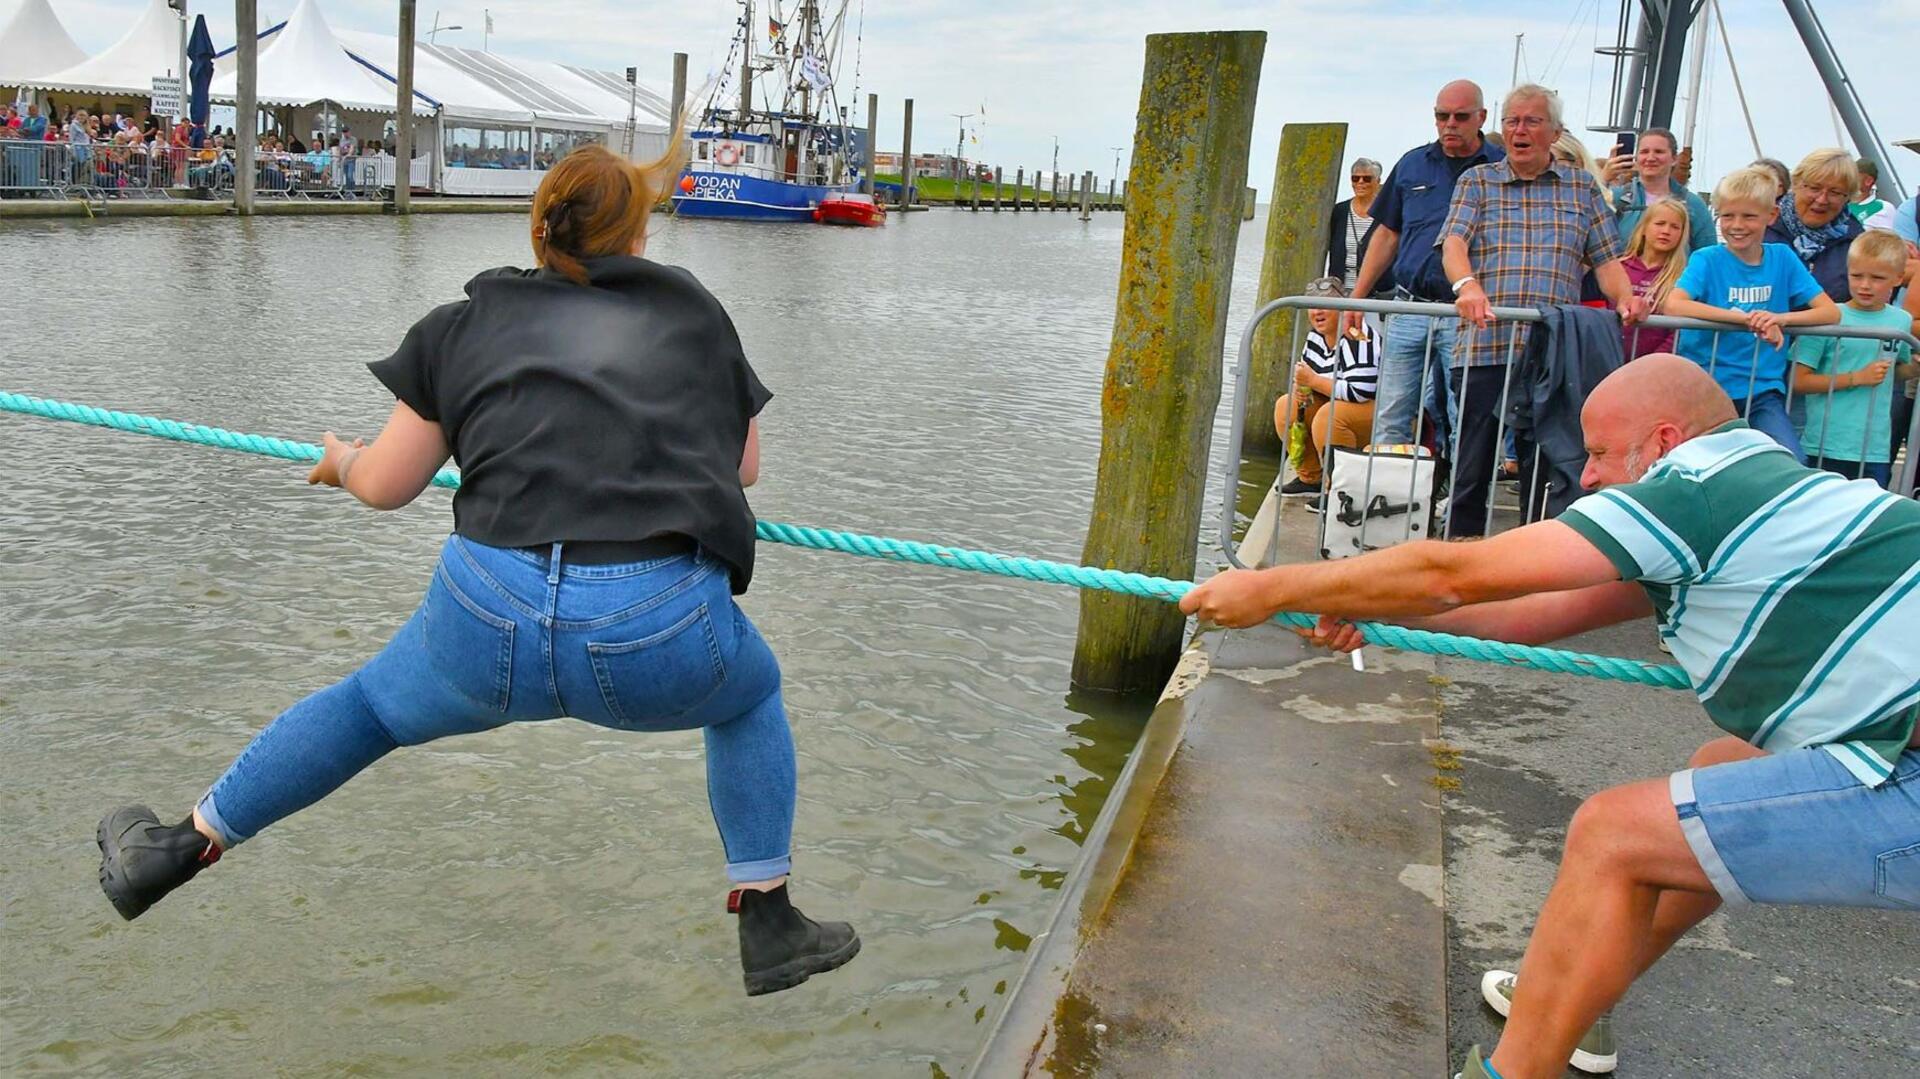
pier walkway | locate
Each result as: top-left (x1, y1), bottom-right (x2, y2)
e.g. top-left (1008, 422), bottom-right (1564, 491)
top-left (977, 492), bottom-right (1920, 1076)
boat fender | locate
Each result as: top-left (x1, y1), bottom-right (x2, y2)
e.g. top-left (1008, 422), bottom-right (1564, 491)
top-left (715, 143), bottom-right (741, 167)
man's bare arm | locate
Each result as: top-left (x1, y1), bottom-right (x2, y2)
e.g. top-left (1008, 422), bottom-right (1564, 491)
top-left (1181, 520), bottom-right (1624, 628)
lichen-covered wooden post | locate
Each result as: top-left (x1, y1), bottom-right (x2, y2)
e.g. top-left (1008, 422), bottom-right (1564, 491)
top-left (1241, 123), bottom-right (1347, 452)
top-left (1072, 30), bottom-right (1266, 695)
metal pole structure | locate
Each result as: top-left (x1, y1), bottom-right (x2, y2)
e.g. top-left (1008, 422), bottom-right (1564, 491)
top-left (234, 0), bottom-right (257, 214)
top-left (1510, 32), bottom-right (1522, 89)
top-left (1609, 12), bottom-right (1655, 132)
top-left (1779, 0), bottom-right (1905, 201)
top-left (1712, 0), bottom-right (1763, 159)
top-left (624, 66), bottom-right (638, 158)
top-left (1681, 0), bottom-right (1712, 149)
top-left (177, 3), bottom-right (189, 124)
top-left (861, 91), bottom-right (877, 195)
top-left (393, 0), bottom-right (415, 212)
top-left (897, 97), bottom-right (912, 208)
top-left (949, 112), bottom-right (971, 192)
top-left (1644, 0), bottom-right (1694, 130)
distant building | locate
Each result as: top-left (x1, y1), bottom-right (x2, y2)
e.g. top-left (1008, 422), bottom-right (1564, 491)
top-left (869, 151), bottom-right (985, 180)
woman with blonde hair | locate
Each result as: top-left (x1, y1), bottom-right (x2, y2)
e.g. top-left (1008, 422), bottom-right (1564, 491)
top-left (94, 142), bottom-right (861, 997)
top-left (1767, 147), bottom-right (1865, 300)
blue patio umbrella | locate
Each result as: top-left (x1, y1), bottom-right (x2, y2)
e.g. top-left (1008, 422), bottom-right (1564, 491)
top-left (187, 15), bottom-right (215, 148)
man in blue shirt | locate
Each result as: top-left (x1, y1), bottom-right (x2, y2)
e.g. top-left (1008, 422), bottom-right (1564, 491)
top-left (21, 104), bottom-right (48, 141)
top-left (1350, 80), bottom-right (1505, 451)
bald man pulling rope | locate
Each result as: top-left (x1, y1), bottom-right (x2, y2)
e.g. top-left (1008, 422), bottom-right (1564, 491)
top-left (1182, 355), bottom-right (1920, 1079)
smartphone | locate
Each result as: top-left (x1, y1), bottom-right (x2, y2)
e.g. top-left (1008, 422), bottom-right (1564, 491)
top-left (1614, 131), bottom-right (1637, 158)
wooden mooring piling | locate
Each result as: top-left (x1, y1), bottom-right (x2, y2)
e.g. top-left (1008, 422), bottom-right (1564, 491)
top-left (1071, 30), bottom-right (1266, 695)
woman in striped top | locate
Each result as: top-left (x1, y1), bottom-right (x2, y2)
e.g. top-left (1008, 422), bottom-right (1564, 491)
top-left (1276, 277), bottom-right (1381, 496)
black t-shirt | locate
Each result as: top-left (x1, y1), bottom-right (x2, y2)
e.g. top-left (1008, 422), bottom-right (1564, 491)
top-left (368, 256), bottom-right (771, 592)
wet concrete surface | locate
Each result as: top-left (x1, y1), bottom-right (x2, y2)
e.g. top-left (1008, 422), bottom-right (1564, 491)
top-left (1050, 623), bottom-right (1448, 1076)
top-left (1439, 616), bottom-right (1920, 1076)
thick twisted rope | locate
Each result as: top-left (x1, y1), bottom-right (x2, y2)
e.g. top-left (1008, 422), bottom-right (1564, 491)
top-left (0, 390), bottom-right (1692, 690)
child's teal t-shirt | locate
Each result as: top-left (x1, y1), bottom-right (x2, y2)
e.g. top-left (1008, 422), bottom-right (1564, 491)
top-left (1791, 304), bottom-right (1915, 464)
top-left (1674, 244), bottom-right (1824, 400)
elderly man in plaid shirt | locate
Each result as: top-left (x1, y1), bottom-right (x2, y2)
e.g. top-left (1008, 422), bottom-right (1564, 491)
top-left (1439, 84), bottom-right (1650, 537)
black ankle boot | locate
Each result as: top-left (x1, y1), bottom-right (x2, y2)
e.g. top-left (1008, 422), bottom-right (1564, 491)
top-left (730, 884), bottom-right (859, 996)
top-left (97, 805), bottom-right (221, 921)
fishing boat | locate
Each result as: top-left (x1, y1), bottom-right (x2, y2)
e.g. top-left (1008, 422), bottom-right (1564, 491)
top-left (672, 0), bottom-right (863, 222)
top-left (813, 191), bottom-right (885, 226)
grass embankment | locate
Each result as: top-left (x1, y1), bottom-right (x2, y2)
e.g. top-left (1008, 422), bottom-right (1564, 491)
top-left (872, 173), bottom-right (1108, 205)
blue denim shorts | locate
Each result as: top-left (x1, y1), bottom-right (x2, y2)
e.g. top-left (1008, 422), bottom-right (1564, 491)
top-left (1670, 747), bottom-right (1920, 910)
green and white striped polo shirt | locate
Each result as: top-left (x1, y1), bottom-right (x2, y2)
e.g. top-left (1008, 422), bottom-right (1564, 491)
top-left (1560, 422), bottom-right (1920, 786)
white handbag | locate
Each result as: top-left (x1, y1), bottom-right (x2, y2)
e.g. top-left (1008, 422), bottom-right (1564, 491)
top-left (1318, 445), bottom-right (1436, 559)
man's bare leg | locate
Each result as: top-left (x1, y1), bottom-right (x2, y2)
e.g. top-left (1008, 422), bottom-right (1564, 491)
top-left (1485, 773), bottom-right (1722, 1079)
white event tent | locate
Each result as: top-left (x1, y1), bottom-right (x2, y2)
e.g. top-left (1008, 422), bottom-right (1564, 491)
top-left (12, 0), bottom-right (675, 196)
top-left (0, 0), bottom-right (89, 93)
top-left (207, 0), bottom-right (424, 116)
top-left (19, 0), bottom-right (183, 106)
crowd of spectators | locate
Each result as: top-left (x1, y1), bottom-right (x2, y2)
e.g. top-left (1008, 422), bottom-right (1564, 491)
top-left (1, 103), bottom-right (397, 197)
top-left (1303, 78), bottom-right (1920, 530)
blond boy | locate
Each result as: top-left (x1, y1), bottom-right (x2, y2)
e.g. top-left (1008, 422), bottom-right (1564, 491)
top-left (1790, 230), bottom-right (1920, 486)
top-left (1663, 167), bottom-right (1839, 459)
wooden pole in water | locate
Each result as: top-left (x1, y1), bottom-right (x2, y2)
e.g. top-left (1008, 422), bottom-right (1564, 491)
top-left (1014, 166), bottom-right (1023, 211)
top-left (1242, 123), bottom-right (1346, 453)
top-left (234, 0), bottom-right (258, 214)
top-left (1079, 169), bottom-right (1093, 220)
top-left (1107, 177), bottom-right (1116, 211)
top-left (971, 168), bottom-right (981, 211)
top-left (898, 98), bottom-right (913, 209)
top-left (862, 92), bottom-right (878, 196)
top-left (993, 166), bottom-right (1002, 211)
top-left (390, 0), bottom-right (413, 214)
top-left (1072, 30), bottom-right (1265, 695)
top-left (1242, 186), bottom-right (1257, 220)
top-left (670, 53), bottom-right (688, 136)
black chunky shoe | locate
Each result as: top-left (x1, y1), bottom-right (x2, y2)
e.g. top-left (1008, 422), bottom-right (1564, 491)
top-left (731, 884), bottom-right (859, 996)
top-left (97, 805), bottom-right (221, 921)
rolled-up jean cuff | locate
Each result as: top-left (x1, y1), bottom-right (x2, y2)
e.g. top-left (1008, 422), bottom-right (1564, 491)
top-left (1668, 769), bottom-right (1750, 907)
top-left (726, 855), bottom-right (791, 884)
top-left (194, 790), bottom-right (246, 850)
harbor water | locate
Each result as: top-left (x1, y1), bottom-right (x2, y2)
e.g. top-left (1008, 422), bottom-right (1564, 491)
top-left (0, 208), bottom-right (1269, 1075)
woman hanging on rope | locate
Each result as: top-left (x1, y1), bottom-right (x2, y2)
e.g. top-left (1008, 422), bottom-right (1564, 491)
top-left (95, 142), bottom-right (860, 997)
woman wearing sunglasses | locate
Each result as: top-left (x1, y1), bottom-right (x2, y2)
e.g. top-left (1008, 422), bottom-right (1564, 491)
top-left (1326, 158), bottom-right (1388, 295)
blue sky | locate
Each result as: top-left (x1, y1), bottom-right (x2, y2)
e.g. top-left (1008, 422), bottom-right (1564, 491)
top-left (21, 0), bottom-right (1920, 199)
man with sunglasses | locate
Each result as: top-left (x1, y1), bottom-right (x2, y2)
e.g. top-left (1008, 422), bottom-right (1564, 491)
top-left (1349, 80), bottom-right (1504, 456)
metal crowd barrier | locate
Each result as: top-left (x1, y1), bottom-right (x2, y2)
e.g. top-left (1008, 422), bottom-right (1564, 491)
top-left (1220, 295), bottom-right (1920, 570)
top-left (0, 142), bottom-right (195, 199)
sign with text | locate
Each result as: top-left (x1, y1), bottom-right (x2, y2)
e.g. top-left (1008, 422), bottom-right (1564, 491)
top-left (150, 76), bottom-right (183, 117)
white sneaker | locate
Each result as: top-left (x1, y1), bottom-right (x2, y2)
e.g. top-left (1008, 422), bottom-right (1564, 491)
top-left (1480, 969), bottom-right (1619, 1074)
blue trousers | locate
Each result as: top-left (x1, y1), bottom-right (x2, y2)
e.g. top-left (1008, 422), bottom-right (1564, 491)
top-left (1732, 391), bottom-right (1806, 464)
top-left (198, 536), bottom-right (796, 883)
top-left (1374, 311), bottom-right (1460, 449)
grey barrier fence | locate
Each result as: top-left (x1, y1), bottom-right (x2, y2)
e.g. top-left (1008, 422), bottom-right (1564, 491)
top-left (1220, 295), bottom-right (1920, 570)
top-left (0, 143), bottom-right (383, 201)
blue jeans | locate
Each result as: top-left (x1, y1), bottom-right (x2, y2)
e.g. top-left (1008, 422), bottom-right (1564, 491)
top-left (1672, 747), bottom-right (1920, 909)
top-left (1374, 310), bottom-right (1459, 449)
top-left (1817, 459), bottom-right (1892, 487)
top-left (1731, 391), bottom-right (1806, 464)
top-left (197, 536), bottom-right (796, 883)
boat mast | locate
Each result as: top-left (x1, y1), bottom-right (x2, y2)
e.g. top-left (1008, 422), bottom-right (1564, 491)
top-left (739, 0), bottom-right (754, 121)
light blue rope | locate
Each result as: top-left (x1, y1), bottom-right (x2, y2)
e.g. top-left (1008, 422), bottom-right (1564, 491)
top-left (0, 389), bottom-right (1692, 690)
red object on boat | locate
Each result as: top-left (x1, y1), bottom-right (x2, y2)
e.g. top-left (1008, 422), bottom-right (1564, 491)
top-left (813, 192), bottom-right (887, 227)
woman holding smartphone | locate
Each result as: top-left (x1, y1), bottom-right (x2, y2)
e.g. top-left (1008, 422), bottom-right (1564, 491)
top-left (1607, 127), bottom-right (1716, 253)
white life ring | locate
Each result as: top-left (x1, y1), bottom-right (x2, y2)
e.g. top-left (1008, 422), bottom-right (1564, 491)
top-left (715, 142), bottom-right (741, 167)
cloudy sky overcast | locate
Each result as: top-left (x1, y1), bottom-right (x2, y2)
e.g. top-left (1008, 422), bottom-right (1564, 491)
top-left (20, 0), bottom-right (1920, 198)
